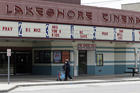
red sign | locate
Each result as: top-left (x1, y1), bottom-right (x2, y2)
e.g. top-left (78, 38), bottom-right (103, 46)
top-left (78, 44), bottom-right (96, 50)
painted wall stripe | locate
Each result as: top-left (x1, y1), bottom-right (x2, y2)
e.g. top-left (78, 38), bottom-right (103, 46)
top-left (33, 46), bottom-right (73, 48)
top-left (104, 61), bottom-right (136, 63)
top-left (96, 51), bottom-right (134, 53)
top-left (96, 47), bottom-right (135, 49)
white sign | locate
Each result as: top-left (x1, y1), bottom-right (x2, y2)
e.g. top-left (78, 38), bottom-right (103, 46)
top-left (116, 28), bottom-right (133, 41)
top-left (0, 21), bottom-right (136, 42)
top-left (22, 22), bottom-right (46, 37)
top-left (73, 25), bottom-right (93, 39)
top-left (48, 24), bottom-right (71, 38)
top-left (0, 21), bottom-right (18, 37)
top-left (7, 49), bottom-right (11, 56)
top-left (135, 29), bottom-right (140, 41)
top-left (96, 27), bottom-right (114, 40)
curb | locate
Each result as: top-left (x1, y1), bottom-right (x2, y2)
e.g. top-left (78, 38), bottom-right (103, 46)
top-left (1, 79), bottom-right (140, 93)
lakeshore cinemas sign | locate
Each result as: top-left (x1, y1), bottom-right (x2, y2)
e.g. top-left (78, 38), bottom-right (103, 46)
top-left (0, 0), bottom-right (140, 29)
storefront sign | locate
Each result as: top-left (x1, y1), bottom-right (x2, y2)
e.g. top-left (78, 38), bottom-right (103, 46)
top-left (6, 5), bottom-right (92, 21)
top-left (115, 28), bottom-right (133, 41)
top-left (0, 21), bottom-right (18, 37)
top-left (74, 26), bottom-right (93, 39)
top-left (21, 22), bottom-right (46, 37)
top-left (102, 13), bottom-right (140, 27)
top-left (78, 44), bottom-right (96, 50)
top-left (0, 21), bottom-right (137, 42)
top-left (3, 1), bottom-right (93, 27)
top-left (48, 24), bottom-right (71, 38)
top-left (95, 27), bottom-right (114, 40)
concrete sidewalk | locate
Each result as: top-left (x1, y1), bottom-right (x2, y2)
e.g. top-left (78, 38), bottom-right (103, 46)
top-left (0, 74), bottom-right (140, 93)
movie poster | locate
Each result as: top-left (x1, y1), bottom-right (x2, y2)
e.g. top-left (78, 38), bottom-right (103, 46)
top-left (53, 51), bottom-right (61, 63)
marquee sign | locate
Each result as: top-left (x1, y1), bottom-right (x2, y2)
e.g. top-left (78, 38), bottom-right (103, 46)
top-left (95, 27), bottom-right (114, 40)
top-left (48, 24), bottom-right (71, 38)
top-left (73, 26), bottom-right (93, 39)
top-left (0, 21), bottom-right (139, 42)
top-left (0, 21), bottom-right (18, 37)
top-left (21, 22), bottom-right (46, 37)
top-left (135, 30), bottom-right (140, 41)
top-left (115, 28), bottom-right (133, 41)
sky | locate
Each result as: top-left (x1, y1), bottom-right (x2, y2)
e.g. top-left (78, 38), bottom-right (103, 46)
top-left (81, 0), bottom-right (140, 9)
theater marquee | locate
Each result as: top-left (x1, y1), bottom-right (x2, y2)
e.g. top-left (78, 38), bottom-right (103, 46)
top-left (0, 21), bottom-right (137, 42)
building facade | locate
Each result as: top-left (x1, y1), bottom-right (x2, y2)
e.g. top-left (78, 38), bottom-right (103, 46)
top-left (0, 0), bottom-right (140, 76)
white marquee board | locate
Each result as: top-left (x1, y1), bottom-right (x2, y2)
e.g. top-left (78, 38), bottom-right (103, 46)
top-left (0, 21), bottom-right (18, 37)
top-left (96, 27), bottom-right (114, 40)
top-left (0, 21), bottom-right (136, 42)
top-left (135, 29), bottom-right (140, 41)
top-left (48, 24), bottom-right (71, 38)
top-left (116, 28), bottom-right (133, 41)
top-left (73, 26), bottom-right (93, 39)
top-left (22, 22), bottom-right (46, 37)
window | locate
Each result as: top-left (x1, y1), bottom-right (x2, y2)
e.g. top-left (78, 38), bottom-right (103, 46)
top-left (34, 50), bottom-right (51, 63)
top-left (96, 54), bottom-right (103, 66)
top-left (53, 50), bottom-right (70, 63)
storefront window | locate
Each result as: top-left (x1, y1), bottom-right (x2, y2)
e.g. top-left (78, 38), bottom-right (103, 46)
top-left (34, 50), bottom-right (51, 63)
top-left (96, 54), bottom-right (103, 66)
top-left (53, 50), bottom-right (70, 63)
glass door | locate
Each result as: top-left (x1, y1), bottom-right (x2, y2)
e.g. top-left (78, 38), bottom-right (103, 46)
top-left (15, 51), bottom-right (32, 74)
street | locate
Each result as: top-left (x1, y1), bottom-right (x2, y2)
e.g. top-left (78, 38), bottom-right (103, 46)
top-left (10, 81), bottom-right (140, 93)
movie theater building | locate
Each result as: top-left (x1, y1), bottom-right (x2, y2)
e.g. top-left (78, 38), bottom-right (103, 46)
top-left (0, 0), bottom-right (140, 76)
